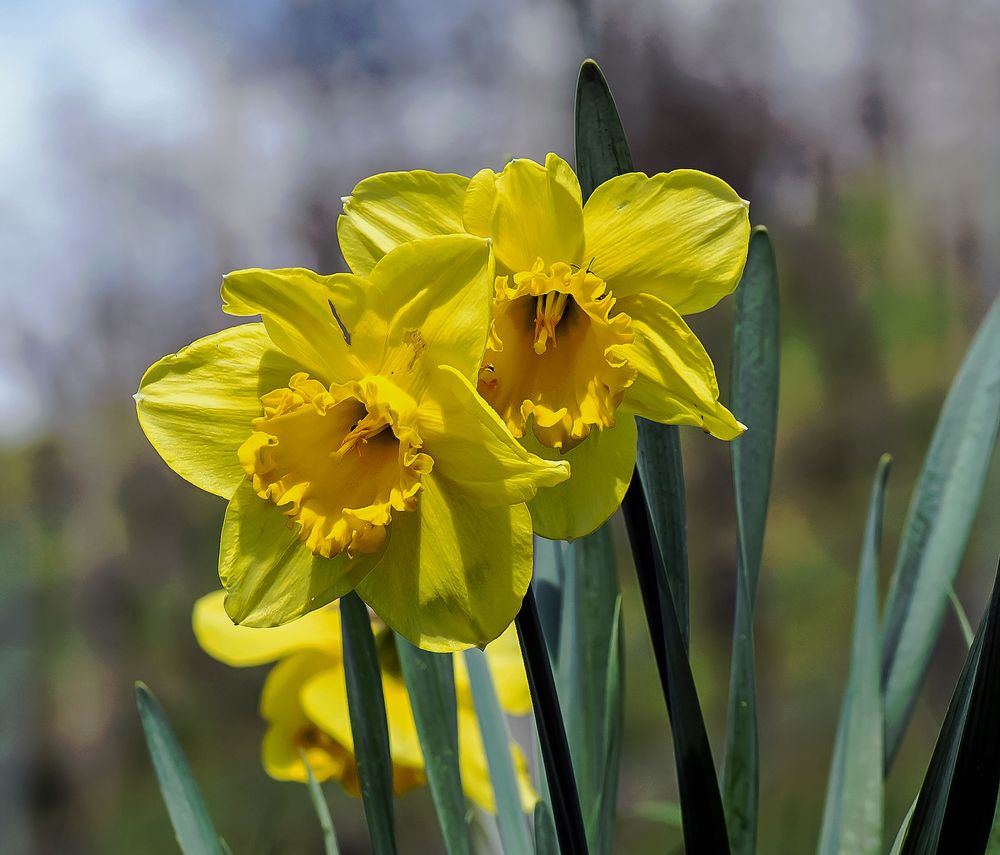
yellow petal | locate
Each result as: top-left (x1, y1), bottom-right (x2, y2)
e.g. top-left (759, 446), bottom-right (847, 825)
top-left (222, 267), bottom-right (385, 383)
top-left (300, 660), bottom-right (426, 773)
top-left (464, 153), bottom-right (585, 273)
top-left (135, 323), bottom-right (300, 499)
top-left (260, 652), bottom-right (353, 784)
top-left (368, 235), bottom-right (494, 398)
top-left (219, 481), bottom-right (380, 627)
top-left (192, 589), bottom-right (340, 667)
top-left (583, 169), bottom-right (750, 314)
top-left (338, 170), bottom-right (470, 275)
top-left (457, 707), bottom-right (538, 813)
top-left (454, 622), bottom-right (532, 716)
top-left (521, 416), bottom-right (637, 540)
top-left (355, 473), bottom-right (533, 652)
top-left (617, 293), bottom-right (745, 440)
top-left (417, 365), bottom-right (569, 505)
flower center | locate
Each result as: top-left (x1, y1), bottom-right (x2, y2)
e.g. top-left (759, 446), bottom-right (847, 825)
top-left (478, 260), bottom-right (636, 451)
top-left (238, 373), bottom-right (432, 558)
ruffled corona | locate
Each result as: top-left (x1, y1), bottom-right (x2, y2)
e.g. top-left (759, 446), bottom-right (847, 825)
top-left (238, 372), bottom-right (433, 558)
top-left (478, 260), bottom-right (636, 451)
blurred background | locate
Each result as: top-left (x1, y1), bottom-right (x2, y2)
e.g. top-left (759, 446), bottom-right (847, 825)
top-left (3, 0), bottom-right (999, 851)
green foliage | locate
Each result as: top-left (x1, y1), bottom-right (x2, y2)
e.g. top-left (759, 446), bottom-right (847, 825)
top-left (395, 639), bottom-right (470, 855)
top-left (900, 559), bottom-right (1000, 853)
top-left (464, 648), bottom-right (533, 855)
top-left (134, 683), bottom-right (224, 855)
top-left (722, 226), bottom-right (780, 854)
top-left (817, 456), bottom-right (890, 855)
top-left (881, 293), bottom-right (1000, 765)
top-left (339, 592), bottom-right (397, 855)
top-left (300, 752), bottom-right (341, 855)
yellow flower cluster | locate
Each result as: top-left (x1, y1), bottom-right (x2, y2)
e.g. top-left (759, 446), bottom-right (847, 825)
top-left (136, 153), bottom-right (749, 653)
top-left (192, 591), bottom-right (536, 812)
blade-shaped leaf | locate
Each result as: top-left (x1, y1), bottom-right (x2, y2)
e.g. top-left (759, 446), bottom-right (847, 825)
top-left (554, 526), bottom-right (625, 855)
top-left (301, 752), bottom-right (341, 855)
top-left (881, 294), bottom-right (1000, 765)
top-left (516, 585), bottom-right (589, 854)
top-left (574, 57), bottom-right (634, 197)
top-left (134, 682), bottom-right (223, 855)
top-left (464, 648), bottom-right (533, 855)
top-left (722, 225), bottom-right (780, 854)
top-left (396, 639), bottom-right (470, 855)
top-left (534, 800), bottom-right (559, 855)
top-left (340, 592), bottom-right (397, 855)
top-left (817, 455), bottom-right (890, 855)
top-left (622, 475), bottom-right (732, 853)
top-left (902, 557), bottom-right (1000, 854)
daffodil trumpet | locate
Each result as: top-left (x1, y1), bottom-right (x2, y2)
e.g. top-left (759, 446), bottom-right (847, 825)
top-left (136, 235), bottom-right (570, 651)
top-left (338, 154), bottom-right (750, 540)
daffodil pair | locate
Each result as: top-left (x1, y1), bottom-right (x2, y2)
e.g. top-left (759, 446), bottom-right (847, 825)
top-left (339, 153), bottom-right (751, 537)
top-left (136, 152), bottom-right (750, 652)
top-left (193, 591), bottom-right (536, 812)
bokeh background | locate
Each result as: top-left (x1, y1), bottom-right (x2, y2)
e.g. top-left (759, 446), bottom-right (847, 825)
top-left (3, 0), bottom-right (1000, 852)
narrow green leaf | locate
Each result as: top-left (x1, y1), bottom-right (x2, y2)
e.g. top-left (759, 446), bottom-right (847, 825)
top-left (553, 527), bottom-right (624, 855)
top-left (516, 585), bottom-right (589, 854)
top-left (881, 294), bottom-right (1000, 765)
top-left (134, 682), bottom-right (223, 855)
top-left (300, 751), bottom-right (341, 855)
top-left (533, 800), bottom-right (559, 855)
top-left (340, 592), bottom-right (397, 855)
top-left (948, 588), bottom-right (974, 649)
top-left (464, 648), bottom-right (533, 855)
top-left (722, 225), bottom-right (780, 854)
top-left (817, 455), bottom-right (891, 855)
top-left (888, 800), bottom-right (916, 855)
top-left (902, 557), bottom-right (1000, 854)
top-left (396, 639), bottom-right (470, 855)
top-left (622, 476), bottom-right (731, 854)
top-left (574, 57), bottom-right (690, 648)
top-left (574, 57), bottom-right (633, 197)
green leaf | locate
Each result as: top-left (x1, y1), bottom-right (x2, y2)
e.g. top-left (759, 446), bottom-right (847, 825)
top-left (888, 800), bottom-right (916, 855)
top-left (300, 751), bottom-right (341, 855)
top-left (948, 588), bottom-right (974, 649)
top-left (622, 476), bottom-right (731, 854)
top-left (901, 558), bottom-right (1000, 854)
top-left (395, 639), bottom-right (470, 855)
top-left (817, 455), bottom-right (890, 855)
top-left (574, 58), bottom-right (634, 198)
top-left (722, 225), bottom-right (780, 854)
top-left (134, 683), bottom-right (223, 855)
top-left (464, 648), bottom-right (533, 855)
top-left (881, 294), bottom-right (1000, 765)
top-left (340, 592), bottom-right (397, 855)
top-left (516, 585), bottom-right (589, 853)
top-left (533, 800), bottom-right (559, 855)
top-left (554, 527), bottom-right (625, 855)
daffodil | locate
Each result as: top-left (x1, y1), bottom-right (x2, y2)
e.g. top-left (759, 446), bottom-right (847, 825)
top-left (338, 155), bottom-right (750, 538)
top-left (192, 590), bottom-right (537, 812)
top-left (136, 236), bottom-right (570, 650)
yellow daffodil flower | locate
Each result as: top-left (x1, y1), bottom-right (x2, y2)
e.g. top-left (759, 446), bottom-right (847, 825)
top-left (192, 590), bottom-right (538, 813)
top-left (338, 155), bottom-right (751, 538)
top-left (136, 236), bottom-right (570, 650)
